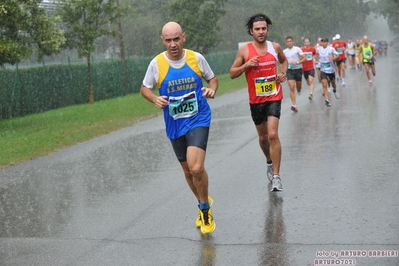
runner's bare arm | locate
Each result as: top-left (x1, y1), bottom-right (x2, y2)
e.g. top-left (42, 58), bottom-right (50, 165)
top-left (274, 43), bottom-right (288, 83)
top-left (332, 53), bottom-right (339, 60)
top-left (230, 45), bottom-right (250, 79)
top-left (315, 52), bottom-right (319, 61)
top-left (202, 76), bottom-right (218, 98)
top-left (298, 54), bottom-right (307, 64)
top-left (140, 85), bottom-right (168, 109)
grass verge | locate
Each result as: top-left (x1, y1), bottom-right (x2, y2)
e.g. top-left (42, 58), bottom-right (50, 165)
top-left (0, 73), bottom-right (247, 167)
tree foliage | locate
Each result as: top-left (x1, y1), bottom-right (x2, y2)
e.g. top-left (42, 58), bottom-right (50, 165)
top-left (268, 0), bottom-right (369, 41)
top-left (0, 0), bottom-right (65, 67)
top-left (119, 0), bottom-right (168, 56)
top-left (56, 0), bottom-right (129, 103)
top-left (103, 0), bottom-right (375, 56)
top-left (1, 0), bottom-right (382, 68)
top-left (57, 0), bottom-right (128, 59)
top-left (373, 0), bottom-right (399, 36)
top-left (166, 0), bottom-right (228, 54)
top-left (119, 0), bottom-right (228, 55)
top-left (217, 0), bottom-right (370, 49)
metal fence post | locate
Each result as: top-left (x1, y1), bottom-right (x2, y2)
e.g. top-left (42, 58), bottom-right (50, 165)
top-left (10, 64), bottom-right (20, 119)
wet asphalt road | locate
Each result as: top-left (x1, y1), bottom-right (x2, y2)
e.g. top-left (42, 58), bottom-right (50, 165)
top-left (1, 51), bottom-right (399, 266)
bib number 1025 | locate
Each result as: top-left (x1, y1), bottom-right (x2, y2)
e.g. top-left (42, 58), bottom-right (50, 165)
top-left (171, 102), bottom-right (195, 115)
top-left (168, 91), bottom-right (198, 120)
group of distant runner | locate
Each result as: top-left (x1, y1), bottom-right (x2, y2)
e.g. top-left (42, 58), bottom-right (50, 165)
top-left (282, 33), bottom-right (387, 110)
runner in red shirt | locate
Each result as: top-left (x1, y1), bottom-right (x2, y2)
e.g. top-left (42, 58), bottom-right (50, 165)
top-left (230, 13), bottom-right (287, 191)
top-left (301, 37), bottom-right (316, 100)
top-left (332, 34), bottom-right (347, 86)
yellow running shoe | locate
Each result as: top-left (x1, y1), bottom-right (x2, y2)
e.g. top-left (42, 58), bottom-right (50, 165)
top-left (195, 196), bottom-right (213, 228)
top-left (199, 206), bottom-right (216, 234)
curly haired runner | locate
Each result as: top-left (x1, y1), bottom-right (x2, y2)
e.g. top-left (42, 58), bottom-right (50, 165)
top-left (229, 13), bottom-right (288, 192)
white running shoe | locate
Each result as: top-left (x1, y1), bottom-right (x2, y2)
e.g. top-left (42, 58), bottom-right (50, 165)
top-left (267, 163), bottom-right (273, 182)
top-left (271, 176), bottom-right (283, 192)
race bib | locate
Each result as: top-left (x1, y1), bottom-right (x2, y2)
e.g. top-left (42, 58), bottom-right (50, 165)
top-left (255, 75), bottom-right (277, 97)
top-left (305, 52), bottom-right (313, 61)
top-left (337, 48), bottom-right (344, 55)
top-left (168, 91), bottom-right (198, 120)
top-left (321, 62), bottom-right (333, 71)
top-left (288, 63), bottom-right (301, 70)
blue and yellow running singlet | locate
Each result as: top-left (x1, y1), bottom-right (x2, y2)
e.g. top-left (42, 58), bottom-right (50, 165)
top-left (156, 50), bottom-right (211, 140)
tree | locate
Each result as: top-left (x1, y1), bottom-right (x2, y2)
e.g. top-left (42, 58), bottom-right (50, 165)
top-left (374, 0), bottom-right (399, 36)
top-left (56, 0), bottom-right (129, 103)
top-left (119, 0), bottom-right (167, 56)
top-left (216, 0), bottom-right (284, 49)
top-left (0, 0), bottom-right (65, 67)
top-left (251, 0), bottom-right (370, 42)
top-left (216, 0), bottom-right (371, 51)
top-left (166, 0), bottom-right (228, 54)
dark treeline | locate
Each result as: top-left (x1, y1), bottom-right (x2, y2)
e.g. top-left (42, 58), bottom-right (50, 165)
top-left (117, 0), bottom-right (399, 56)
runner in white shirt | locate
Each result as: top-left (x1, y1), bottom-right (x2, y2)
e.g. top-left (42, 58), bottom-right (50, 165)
top-left (347, 38), bottom-right (356, 69)
top-left (315, 37), bottom-right (322, 83)
top-left (315, 37), bottom-right (340, 107)
top-left (283, 36), bottom-right (306, 112)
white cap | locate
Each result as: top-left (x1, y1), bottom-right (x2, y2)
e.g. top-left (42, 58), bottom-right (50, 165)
top-left (333, 37), bottom-right (336, 41)
top-left (335, 34), bottom-right (341, 39)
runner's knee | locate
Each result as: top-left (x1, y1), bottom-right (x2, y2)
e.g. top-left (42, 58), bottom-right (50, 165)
top-left (189, 164), bottom-right (205, 177)
top-left (268, 131), bottom-right (279, 141)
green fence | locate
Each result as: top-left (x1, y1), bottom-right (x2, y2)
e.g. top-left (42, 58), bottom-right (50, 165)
top-left (0, 50), bottom-right (236, 120)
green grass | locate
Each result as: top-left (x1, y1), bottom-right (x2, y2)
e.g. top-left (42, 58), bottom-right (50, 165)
top-left (0, 73), bottom-right (247, 167)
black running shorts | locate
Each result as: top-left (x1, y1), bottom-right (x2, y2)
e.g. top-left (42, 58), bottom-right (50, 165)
top-left (170, 126), bottom-right (209, 162)
top-left (336, 58), bottom-right (346, 67)
top-left (320, 72), bottom-right (336, 81)
top-left (286, 69), bottom-right (303, 81)
top-left (363, 59), bottom-right (375, 65)
top-left (303, 69), bottom-right (315, 80)
top-left (250, 100), bottom-right (281, 125)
